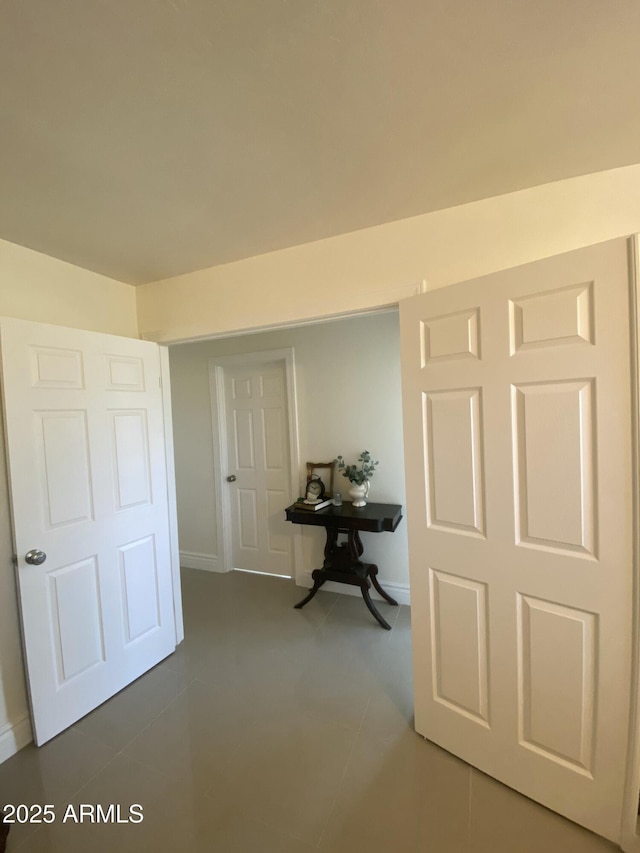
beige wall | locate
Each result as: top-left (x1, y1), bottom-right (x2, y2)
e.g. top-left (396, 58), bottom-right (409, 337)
top-left (0, 239), bottom-right (138, 337)
top-left (137, 164), bottom-right (640, 344)
top-left (0, 239), bottom-right (137, 761)
top-left (169, 311), bottom-right (409, 592)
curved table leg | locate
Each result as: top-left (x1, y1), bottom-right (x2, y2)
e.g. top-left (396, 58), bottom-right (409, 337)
top-left (369, 565), bottom-right (398, 606)
top-left (294, 575), bottom-right (326, 609)
top-left (360, 582), bottom-right (392, 630)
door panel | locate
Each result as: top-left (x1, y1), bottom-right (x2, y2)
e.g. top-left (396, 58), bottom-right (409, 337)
top-left (110, 410), bottom-right (152, 510)
top-left (31, 346), bottom-right (85, 388)
top-left (509, 282), bottom-right (593, 351)
top-left (512, 380), bottom-right (595, 553)
top-left (104, 354), bottom-right (145, 390)
top-left (263, 408), bottom-right (285, 469)
top-left (517, 595), bottom-right (596, 774)
top-left (0, 317), bottom-right (177, 745)
top-left (237, 489), bottom-right (259, 549)
top-left (37, 410), bottom-right (94, 526)
top-left (400, 238), bottom-right (634, 842)
top-left (119, 535), bottom-right (161, 642)
top-left (234, 409), bottom-right (255, 469)
top-left (424, 387), bottom-right (485, 535)
top-left (430, 569), bottom-right (489, 724)
top-left (49, 556), bottom-right (104, 682)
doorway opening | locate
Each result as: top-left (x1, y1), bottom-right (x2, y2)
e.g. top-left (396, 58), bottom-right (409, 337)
top-left (167, 309), bottom-right (410, 601)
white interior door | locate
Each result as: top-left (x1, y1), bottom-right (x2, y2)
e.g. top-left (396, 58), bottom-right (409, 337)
top-left (400, 237), bottom-right (635, 842)
top-left (224, 359), bottom-right (293, 576)
top-left (0, 317), bottom-right (178, 746)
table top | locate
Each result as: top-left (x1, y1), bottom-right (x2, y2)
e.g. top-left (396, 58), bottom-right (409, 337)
top-left (285, 501), bottom-right (403, 533)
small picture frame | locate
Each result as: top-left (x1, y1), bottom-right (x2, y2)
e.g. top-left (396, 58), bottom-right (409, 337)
top-left (305, 461), bottom-right (335, 498)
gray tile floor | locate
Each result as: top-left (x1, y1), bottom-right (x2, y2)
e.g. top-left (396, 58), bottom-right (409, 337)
top-left (0, 568), bottom-right (620, 851)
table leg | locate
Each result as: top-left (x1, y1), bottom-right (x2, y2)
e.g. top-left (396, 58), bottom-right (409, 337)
top-left (360, 581), bottom-right (392, 630)
top-left (294, 572), bottom-right (326, 609)
top-left (369, 564), bottom-right (399, 606)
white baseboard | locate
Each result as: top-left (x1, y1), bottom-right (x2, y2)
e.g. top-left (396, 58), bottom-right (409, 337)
top-left (297, 572), bottom-right (410, 606)
top-left (179, 551), bottom-right (225, 572)
top-left (0, 714), bottom-right (32, 764)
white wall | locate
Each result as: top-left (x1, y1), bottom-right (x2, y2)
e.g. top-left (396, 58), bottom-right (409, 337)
top-left (0, 239), bottom-right (137, 762)
top-left (137, 165), bottom-right (640, 344)
top-left (169, 311), bottom-right (410, 596)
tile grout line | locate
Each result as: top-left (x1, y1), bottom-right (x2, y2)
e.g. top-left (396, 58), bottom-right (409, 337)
top-left (318, 591), bottom-right (340, 628)
top-left (59, 747), bottom-right (126, 815)
top-left (314, 689), bottom-right (373, 850)
top-left (67, 676), bottom-right (198, 804)
top-left (386, 600), bottom-right (403, 635)
top-left (113, 677), bottom-right (197, 756)
top-left (314, 702), bottom-right (367, 851)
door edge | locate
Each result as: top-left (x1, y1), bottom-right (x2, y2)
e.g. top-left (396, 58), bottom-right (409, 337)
top-left (621, 233), bottom-right (640, 852)
top-left (159, 346), bottom-right (183, 644)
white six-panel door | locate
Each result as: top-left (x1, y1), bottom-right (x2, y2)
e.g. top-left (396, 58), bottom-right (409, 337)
top-left (0, 318), bottom-right (177, 745)
top-left (224, 360), bottom-right (293, 576)
top-left (400, 238), bottom-right (634, 842)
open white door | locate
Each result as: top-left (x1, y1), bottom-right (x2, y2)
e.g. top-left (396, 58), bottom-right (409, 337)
top-left (0, 317), bottom-right (178, 745)
top-left (400, 237), bottom-right (635, 843)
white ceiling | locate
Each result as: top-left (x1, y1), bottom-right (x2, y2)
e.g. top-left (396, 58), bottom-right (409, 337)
top-left (1, 1), bottom-right (640, 285)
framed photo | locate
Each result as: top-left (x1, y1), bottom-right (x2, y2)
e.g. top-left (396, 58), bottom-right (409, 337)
top-left (305, 461), bottom-right (335, 498)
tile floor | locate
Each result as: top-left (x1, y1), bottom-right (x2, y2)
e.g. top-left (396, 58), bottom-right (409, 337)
top-left (0, 568), bottom-right (621, 852)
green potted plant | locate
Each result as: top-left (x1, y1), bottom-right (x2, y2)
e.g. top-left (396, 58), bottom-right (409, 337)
top-left (334, 451), bottom-right (379, 506)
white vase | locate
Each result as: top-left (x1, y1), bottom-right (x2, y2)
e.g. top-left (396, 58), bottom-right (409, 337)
top-left (348, 481), bottom-right (369, 507)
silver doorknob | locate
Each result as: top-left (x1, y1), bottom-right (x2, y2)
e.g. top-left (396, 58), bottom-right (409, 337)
top-left (25, 549), bottom-right (47, 566)
top-left (226, 475), bottom-right (237, 483)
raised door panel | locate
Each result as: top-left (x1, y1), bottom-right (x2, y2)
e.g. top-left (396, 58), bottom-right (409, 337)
top-left (237, 489), bottom-right (258, 550)
top-left (512, 380), bottom-right (595, 556)
top-left (259, 371), bottom-right (284, 399)
top-left (110, 410), bottom-right (152, 511)
top-left (30, 346), bottom-right (85, 389)
top-left (119, 536), bottom-right (161, 644)
top-left (423, 388), bottom-right (485, 536)
top-left (231, 376), bottom-right (252, 400)
top-left (262, 408), bottom-right (285, 471)
top-left (518, 595), bottom-right (596, 776)
top-left (509, 283), bottom-right (593, 354)
top-left (36, 411), bottom-right (94, 528)
top-left (233, 410), bottom-right (256, 470)
top-left (48, 556), bottom-right (105, 684)
top-left (420, 308), bottom-right (481, 365)
top-left (429, 569), bottom-right (489, 726)
top-left (104, 355), bottom-right (145, 391)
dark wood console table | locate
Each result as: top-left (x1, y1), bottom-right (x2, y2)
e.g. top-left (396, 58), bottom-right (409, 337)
top-left (285, 502), bottom-right (403, 629)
